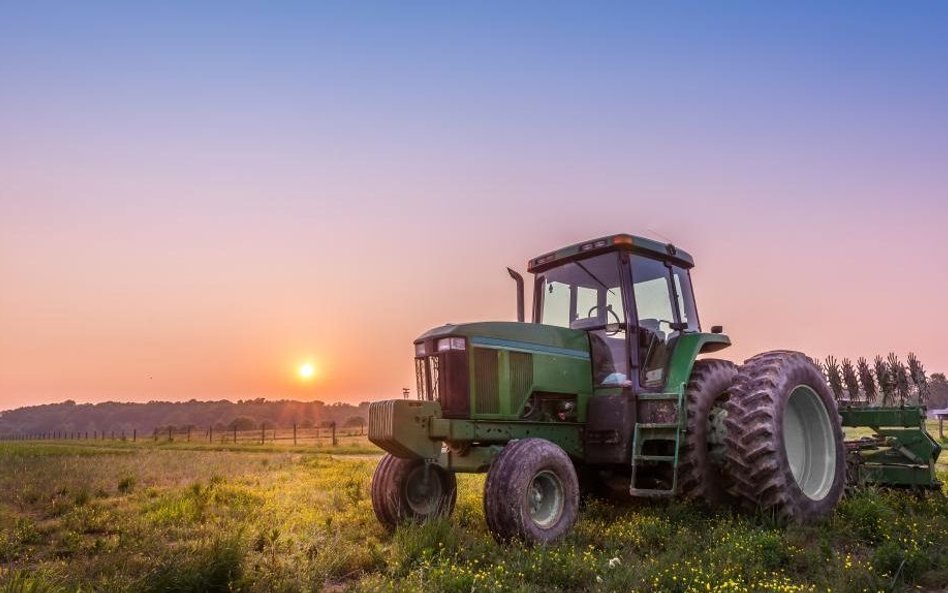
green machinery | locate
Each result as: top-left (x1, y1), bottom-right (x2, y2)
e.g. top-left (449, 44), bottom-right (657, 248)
top-left (841, 406), bottom-right (941, 488)
top-left (368, 233), bottom-right (943, 544)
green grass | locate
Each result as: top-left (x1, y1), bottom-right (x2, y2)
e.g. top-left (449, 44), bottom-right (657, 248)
top-left (0, 441), bottom-right (946, 592)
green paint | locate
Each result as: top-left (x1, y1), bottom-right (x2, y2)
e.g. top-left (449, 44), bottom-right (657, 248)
top-left (663, 332), bottom-right (731, 390)
top-left (840, 406), bottom-right (942, 489)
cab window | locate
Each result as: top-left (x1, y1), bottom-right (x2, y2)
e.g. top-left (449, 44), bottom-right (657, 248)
top-left (536, 252), bottom-right (629, 387)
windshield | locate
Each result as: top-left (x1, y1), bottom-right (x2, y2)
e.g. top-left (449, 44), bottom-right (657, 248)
top-left (535, 252), bottom-right (625, 329)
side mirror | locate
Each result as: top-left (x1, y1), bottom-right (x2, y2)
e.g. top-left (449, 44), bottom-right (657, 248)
top-left (710, 325), bottom-right (724, 334)
top-left (506, 268), bottom-right (525, 323)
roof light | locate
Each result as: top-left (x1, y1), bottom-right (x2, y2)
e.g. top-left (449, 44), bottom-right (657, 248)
top-left (534, 253), bottom-right (556, 266)
top-left (579, 239), bottom-right (609, 251)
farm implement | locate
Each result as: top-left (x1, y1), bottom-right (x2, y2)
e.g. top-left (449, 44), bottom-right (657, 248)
top-left (367, 233), bottom-right (943, 544)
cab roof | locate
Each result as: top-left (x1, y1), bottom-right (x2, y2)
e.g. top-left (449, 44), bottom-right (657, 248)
top-left (527, 233), bottom-right (695, 273)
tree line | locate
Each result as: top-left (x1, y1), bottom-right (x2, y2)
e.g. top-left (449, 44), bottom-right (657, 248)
top-left (816, 352), bottom-right (948, 409)
top-left (0, 398), bottom-right (372, 436)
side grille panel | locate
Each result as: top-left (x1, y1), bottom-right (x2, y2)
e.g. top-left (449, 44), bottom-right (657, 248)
top-left (509, 351), bottom-right (534, 414)
top-left (473, 347), bottom-right (500, 414)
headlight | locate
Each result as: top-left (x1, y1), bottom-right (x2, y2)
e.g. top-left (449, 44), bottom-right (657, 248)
top-left (414, 342), bottom-right (426, 356)
top-left (437, 337), bottom-right (466, 352)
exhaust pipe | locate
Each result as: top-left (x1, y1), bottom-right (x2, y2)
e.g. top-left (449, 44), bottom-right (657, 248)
top-left (507, 267), bottom-right (525, 322)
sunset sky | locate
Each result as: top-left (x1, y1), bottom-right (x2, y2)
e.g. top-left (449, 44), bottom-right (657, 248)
top-left (2, 3), bottom-right (947, 410)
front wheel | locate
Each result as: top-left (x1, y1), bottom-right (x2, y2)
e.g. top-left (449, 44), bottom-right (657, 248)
top-left (483, 438), bottom-right (579, 544)
top-left (371, 454), bottom-right (457, 529)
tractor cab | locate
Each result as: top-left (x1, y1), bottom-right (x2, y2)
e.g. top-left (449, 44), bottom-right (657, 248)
top-left (528, 234), bottom-right (701, 394)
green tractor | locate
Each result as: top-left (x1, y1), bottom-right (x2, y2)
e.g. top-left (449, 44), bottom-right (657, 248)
top-left (368, 233), bottom-right (941, 544)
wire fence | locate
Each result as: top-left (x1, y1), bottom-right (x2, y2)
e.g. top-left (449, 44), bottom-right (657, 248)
top-left (0, 422), bottom-right (369, 447)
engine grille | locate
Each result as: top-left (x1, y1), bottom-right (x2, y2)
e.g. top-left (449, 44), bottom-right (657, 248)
top-left (415, 350), bottom-right (469, 418)
top-left (472, 348), bottom-right (534, 415)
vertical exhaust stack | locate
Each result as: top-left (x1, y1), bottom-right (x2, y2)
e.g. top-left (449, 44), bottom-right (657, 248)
top-left (507, 267), bottom-right (525, 322)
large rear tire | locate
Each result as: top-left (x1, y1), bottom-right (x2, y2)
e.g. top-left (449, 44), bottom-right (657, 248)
top-left (723, 351), bottom-right (845, 522)
top-left (483, 438), bottom-right (579, 544)
top-left (678, 359), bottom-right (739, 506)
top-left (371, 454), bottom-right (457, 529)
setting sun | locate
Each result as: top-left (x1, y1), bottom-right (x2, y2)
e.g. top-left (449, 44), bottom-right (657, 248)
top-left (298, 362), bottom-right (315, 380)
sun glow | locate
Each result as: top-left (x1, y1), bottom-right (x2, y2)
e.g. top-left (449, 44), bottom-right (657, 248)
top-left (298, 362), bottom-right (315, 380)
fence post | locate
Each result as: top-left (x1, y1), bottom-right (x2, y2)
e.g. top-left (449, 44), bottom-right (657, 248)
top-left (331, 422), bottom-right (337, 447)
top-left (187, 426), bottom-right (191, 442)
top-left (133, 429), bottom-right (137, 442)
top-left (260, 423), bottom-right (265, 445)
top-left (233, 426), bottom-right (237, 444)
top-left (293, 423), bottom-right (297, 446)
top-left (208, 427), bottom-right (212, 442)
top-left (168, 426), bottom-right (172, 442)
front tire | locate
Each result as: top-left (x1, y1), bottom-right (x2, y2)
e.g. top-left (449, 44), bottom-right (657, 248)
top-left (484, 439), bottom-right (579, 544)
top-left (371, 454), bottom-right (457, 529)
top-left (723, 351), bottom-right (845, 522)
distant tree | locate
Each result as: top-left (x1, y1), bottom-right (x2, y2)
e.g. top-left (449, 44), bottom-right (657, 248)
top-left (344, 416), bottom-right (366, 429)
top-left (930, 373), bottom-right (948, 410)
top-left (857, 357), bottom-right (877, 404)
top-left (824, 356), bottom-right (845, 402)
top-left (841, 359), bottom-right (860, 404)
top-left (875, 355), bottom-right (894, 406)
top-left (906, 352), bottom-right (928, 403)
top-left (228, 416), bottom-right (257, 431)
top-left (299, 418), bottom-right (315, 429)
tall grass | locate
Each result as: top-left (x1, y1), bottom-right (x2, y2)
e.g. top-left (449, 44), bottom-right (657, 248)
top-left (0, 442), bottom-right (946, 592)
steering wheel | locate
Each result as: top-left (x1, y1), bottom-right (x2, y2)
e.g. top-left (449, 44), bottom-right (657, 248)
top-left (586, 304), bottom-right (623, 335)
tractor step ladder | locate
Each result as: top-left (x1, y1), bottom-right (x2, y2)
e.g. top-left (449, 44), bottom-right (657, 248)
top-left (630, 386), bottom-right (685, 497)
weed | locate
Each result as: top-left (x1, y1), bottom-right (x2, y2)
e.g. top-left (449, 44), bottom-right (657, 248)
top-left (117, 476), bottom-right (136, 494)
top-left (142, 536), bottom-right (244, 593)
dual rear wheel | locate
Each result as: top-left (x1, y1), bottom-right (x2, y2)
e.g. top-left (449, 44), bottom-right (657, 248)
top-left (681, 352), bottom-right (845, 521)
top-left (723, 350), bottom-right (845, 521)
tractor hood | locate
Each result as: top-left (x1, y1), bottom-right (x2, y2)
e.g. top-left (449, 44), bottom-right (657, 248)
top-left (415, 321), bottom-right (590, 360)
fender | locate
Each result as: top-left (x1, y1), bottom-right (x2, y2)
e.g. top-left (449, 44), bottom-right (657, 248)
top-left (664, 332), bottom-right (731, 390)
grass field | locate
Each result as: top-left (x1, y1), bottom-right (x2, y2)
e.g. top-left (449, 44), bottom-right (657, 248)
top-left (0, 439), bottom-right (946, 593)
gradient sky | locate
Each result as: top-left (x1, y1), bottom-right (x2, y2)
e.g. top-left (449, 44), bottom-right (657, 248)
top-left (2, 2), bottom-right (947, 409)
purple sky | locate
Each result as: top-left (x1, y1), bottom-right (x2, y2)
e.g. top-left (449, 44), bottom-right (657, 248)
top-left (1, 2), bottom-right (946, 408)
